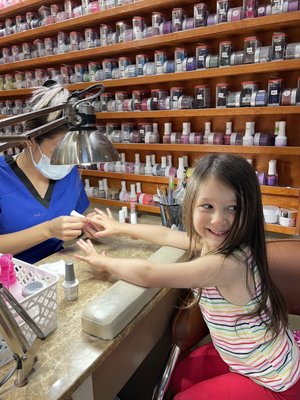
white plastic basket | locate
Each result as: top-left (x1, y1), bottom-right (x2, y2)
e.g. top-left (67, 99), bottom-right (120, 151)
top-left (0, 255), bottom-right (59, 367)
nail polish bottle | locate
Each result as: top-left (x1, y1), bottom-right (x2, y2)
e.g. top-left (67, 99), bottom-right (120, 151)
top-left (274, 120), bottom-right (280, 136)
top-left (136, 182), bottom-right (142, 200)
top-left (167, 154), bottom-right (173, 167)
top-left (84, 178), bottom-right (93, 196)
top-left (256, 171), bottom-right (267, 185)
top-left (267, 160), bottom-right (278, 186)
top-left (163, 122), bottom-right (172, 144)
top-left (165, 154), bottom-right (177, 177)
top-left (242, 121), bottom-right (255, 146)
top-left (145, 155), bottom-right (153, 175)
top-left (181, 122), bottom-right (191, 144)
top-left (114, 160), bottom-right (122, 173)
top-left (151, 154), bottom-right (160, 176)
top-left (122, 206), bottom-right (130, 223)
top-left (134, 153), bottom-right (141, 174)
top-left (120, 152), bottom-right (126, 172)
top-left (98, 180), bottom-right (106, 198)
top-left (129, 183), bottom-right (137, 215)
top-left (102, 178), bottom-right (109, 198)
top-left (119, 180), bottom-right (128, 201)
top-left (159, 156), bottom-right (167, 176)
top-left (130, 212), bottom-right (137, 224)
top-left (189, 131), bottom-right (202, 144)
top-left (149, 122), bottom-right (160, 143)
top-left (177, 157), bottom-right (185, 181)
top-left (119, 209), bottom-right (126, 223)
top-left (63, 262), bottom-right (79, 301)
top-left (203, 121), bottom-right (211, 144)
top-left (183, 155), bottom-right (189, 170)
top-left (275, 121), bottom-right (287, 146)
top-left (223, 121), bottom-right (232, 145)
top-left (0, 254), bottom-right (23, 300)
top-left (0, 254), bottom-right (11, 290)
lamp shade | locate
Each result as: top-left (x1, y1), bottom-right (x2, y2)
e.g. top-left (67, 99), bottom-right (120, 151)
top-left (50, 129), bottom-right (120, 165)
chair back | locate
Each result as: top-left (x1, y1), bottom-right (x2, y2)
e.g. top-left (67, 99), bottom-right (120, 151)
top-left (266, 239), bottom-right (300, 316)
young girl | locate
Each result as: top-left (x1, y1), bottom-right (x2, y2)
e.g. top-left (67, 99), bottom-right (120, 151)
top-left (76, 154), bottom-right (300, 400)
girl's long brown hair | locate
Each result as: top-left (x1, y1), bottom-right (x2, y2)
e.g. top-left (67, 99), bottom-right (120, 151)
top-left (182, 154), bottom-right (287, 337)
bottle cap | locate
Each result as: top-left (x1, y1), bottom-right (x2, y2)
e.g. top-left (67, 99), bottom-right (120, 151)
top-left (65, 262), bottom-right (76, 282)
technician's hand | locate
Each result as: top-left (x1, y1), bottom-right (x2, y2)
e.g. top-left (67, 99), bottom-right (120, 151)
top-left (47, 216), bottom-right (87, 241)
top-left (86, 208), bottom-right (120, 238)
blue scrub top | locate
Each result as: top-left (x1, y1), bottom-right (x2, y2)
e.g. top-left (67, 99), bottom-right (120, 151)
top-left (0, 155), bottom-right (89, 264)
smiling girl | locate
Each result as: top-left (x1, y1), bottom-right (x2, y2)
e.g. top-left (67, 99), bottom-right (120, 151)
top-left (75, 154), bottom-right (300, 400)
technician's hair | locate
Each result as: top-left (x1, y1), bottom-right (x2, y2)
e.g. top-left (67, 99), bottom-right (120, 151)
top-left (183, 153), bottom-right (287, 337)
top-left (25, 81), bottom-right (69, 144)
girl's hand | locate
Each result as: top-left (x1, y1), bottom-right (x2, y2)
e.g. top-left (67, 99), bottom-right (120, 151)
top-left (86, 208), bottom-right (121, 238)
top-left (47, 216), bottom-right (86, 241)
top-left (75, 239), bottom-right (106, 269)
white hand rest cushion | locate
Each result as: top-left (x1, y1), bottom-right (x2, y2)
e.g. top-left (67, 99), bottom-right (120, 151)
top-left (81, 281), bottom-right (160, 340)
top-left (81, 246), bottom-right (186, 340)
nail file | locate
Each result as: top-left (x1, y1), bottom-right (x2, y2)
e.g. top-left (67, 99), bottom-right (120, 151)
top-left (70, 210), bottom-right (85, 218)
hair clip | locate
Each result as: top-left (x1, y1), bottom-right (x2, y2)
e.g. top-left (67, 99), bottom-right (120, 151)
top-left (43, 79), bottom-right (58, 88)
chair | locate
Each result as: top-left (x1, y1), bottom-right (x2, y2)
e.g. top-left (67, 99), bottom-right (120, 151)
top-left (152, 239), bottom-right (300, 400)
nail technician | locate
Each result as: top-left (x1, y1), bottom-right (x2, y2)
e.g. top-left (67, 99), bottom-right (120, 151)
top-left (0, 82), bottom-right (89, 264)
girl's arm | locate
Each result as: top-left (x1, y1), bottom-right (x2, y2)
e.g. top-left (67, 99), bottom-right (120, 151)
top-left (76, 239), bottom-right (243, 289)
top-left (0, 216), bottom-right (87, 256)
top-left (87, 208), bottom-right (191, 250)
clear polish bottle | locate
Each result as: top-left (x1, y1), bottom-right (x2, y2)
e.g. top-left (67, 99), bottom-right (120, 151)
top-left (63, 261), bottom-right (79, 301)
top-left (275, 121), bottom-right (287, 146)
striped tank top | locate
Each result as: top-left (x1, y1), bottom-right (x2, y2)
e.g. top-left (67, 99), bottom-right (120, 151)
top-left (199, 259), bottom-right (300, 392)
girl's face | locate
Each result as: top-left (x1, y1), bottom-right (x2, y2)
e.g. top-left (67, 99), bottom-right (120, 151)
top-left (192, 177), bottom-right (237, 251)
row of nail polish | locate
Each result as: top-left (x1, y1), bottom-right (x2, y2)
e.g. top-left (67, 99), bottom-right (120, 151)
top-left (97, 153), bottom-right (188, 180)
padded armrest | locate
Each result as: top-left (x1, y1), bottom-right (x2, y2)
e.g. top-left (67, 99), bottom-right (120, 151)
top-left (81, 246), bottom-right (186, 340)
top-left (171, 292), bottom-right (209, 353)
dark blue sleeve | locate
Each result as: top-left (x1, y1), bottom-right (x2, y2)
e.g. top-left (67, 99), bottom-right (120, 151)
top-left (75, 178), bottom-right (89, 214)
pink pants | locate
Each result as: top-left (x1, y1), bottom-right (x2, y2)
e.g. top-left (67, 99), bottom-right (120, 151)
top-left (170, 342), bottom-right (300, 400)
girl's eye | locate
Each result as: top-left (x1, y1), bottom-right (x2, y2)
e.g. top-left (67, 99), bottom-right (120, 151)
top-left (201, 204), bottom-right (213, 209)
top-left (228, 205), bottom-right (237, 211)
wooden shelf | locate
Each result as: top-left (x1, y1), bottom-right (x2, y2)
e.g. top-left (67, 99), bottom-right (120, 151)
top-left (80, 169), bottom-right (174, 184)
top-left (110, 143), bottom-right (300, 156)
top-left (89, 196), bottom-right (160, 214)
top-left (264, 223), bottom-right (297, 235)
top-left (96, 106), bottom-right (300, 120)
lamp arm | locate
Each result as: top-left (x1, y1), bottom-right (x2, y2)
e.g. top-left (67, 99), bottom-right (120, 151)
top-left (0, 116), bottom-right (68, 152)
top-left (68, 83), bottom-right (105, 104)
top-left (0, 104), bottom-right (65, 129)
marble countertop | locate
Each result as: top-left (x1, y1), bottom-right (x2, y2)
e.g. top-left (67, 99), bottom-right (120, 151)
top-left (0, 213), bottom-right (166, 400)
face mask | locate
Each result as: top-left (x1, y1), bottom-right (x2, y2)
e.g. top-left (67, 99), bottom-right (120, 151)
top-left (29, 145), bottom-right (73, 180)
